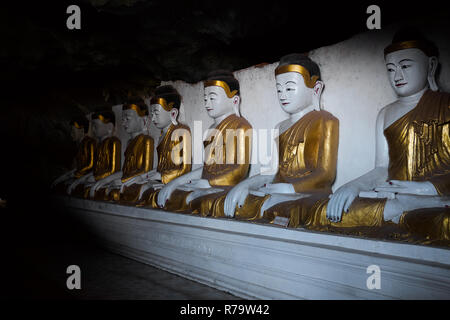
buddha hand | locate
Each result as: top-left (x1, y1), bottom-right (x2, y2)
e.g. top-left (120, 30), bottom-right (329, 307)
top-left (224, 182), bottom-right (250, 217)
top-left (374, 180), bottom-right (438, 196)
top-left (257, 183), bottom-right (296, 195)
top-left (327, 184), bottom-right (360, 222)
top-left (157, 181), bottom-right (177, 208)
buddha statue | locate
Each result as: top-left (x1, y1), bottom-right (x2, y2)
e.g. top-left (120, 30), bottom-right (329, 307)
top-left (298, 28), bottom-right (450, 243)
top-left (221, 54), bottom-right (339, 224)
top-left (137, 85), bottom-right (192, 207)
top-left (89, 101), bottom-right (154, 202)
top-left (156, 70), bottom-right (253, 214)
top-left (51, 115), bottom-right (96, 192)
top-left (67, 111), bottom-right (121, 198)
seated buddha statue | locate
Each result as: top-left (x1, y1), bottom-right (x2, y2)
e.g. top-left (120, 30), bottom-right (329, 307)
top-left (136, 85), bottom-right (192, 207)
top-left (221, 54), bottom-right (339, 224)
top-left (68, 110), bottom-right (121, 198)
top-left (89, 101), bottom-right (154, 202)
top-left (300, 28), bottom-right (450, 243)
top-left (156, 70), bottom-right (253, 214)
top-left (51, 115), bottom-right (96, 192)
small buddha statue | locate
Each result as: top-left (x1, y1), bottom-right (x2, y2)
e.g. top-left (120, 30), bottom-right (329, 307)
top-left (156, 70), bottom-right (253, 214)
top-left (51, 115), bottom-right (96, 192)
top-left (221, 54), bottom-right (339, 224)
top-left (303, 28), bottom-right (450, 242)
top-left (67, 111), bottom-right (121, 198)
top-left (89, 101), bottom-right (154, 202)
top-left (137, 85), bottom-right (192, 207)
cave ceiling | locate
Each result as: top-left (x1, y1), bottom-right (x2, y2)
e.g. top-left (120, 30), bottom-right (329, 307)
top-left (1, 0), bottom-right (447, 110)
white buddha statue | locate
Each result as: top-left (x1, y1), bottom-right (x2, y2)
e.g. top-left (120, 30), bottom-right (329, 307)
top-left (89, 101), bottom-right (154, 201)
top-left (136, 85), bottom-right (192, 207)
top-left (301, 28), bottom-right (450, 242)
top-left (67, 111), bottom-right (121, 197)
top-left (156, 70), bottom-right (253, 215)
top-left (220, 54), bottom-right (339, 225)
top-left (51, 115), bottom-right (96, 191)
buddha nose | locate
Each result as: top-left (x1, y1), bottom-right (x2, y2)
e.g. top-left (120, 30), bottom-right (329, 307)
top-left (394, 66), bottom-right (404, 82)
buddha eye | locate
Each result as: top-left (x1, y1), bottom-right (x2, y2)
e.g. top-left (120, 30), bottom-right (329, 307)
top-left (387, 68), bottom-right (395, 72)
top-left (401, 65), bottom-right (411, 69)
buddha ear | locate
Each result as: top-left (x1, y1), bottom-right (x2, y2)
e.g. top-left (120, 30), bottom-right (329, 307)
top-left (312, 80), bottom-right (324, 110)
top-left (427, 56), bottom-right (439, 92)
top-left (232, 95), bottom-right (241, 117)
top-left (170, 108), bottom-right (179, 126)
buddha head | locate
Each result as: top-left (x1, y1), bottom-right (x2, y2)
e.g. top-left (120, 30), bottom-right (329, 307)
top-left (203, 70), bottom-right (241, 119)
top-left (150, 85), bottom-right (182, 129)
top-left (91, 111), bottom-right (115, 140)
top-left (70, 116), bottom-right (89, 142)
top-left (122, 100), bottom-right (147, 134)
top-left (275, 54), bottom-right (324, 115)
top-left (384, 28), bottom-right (439, 97)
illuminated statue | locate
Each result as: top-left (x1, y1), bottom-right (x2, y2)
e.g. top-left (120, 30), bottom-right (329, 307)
top-left (51, 116), bottom-right (96, 191)
top-left (137, 85), bottom-right (192, 207)
top-left (67, 111), bottom-right (121, 198)
top-left (301, 29), bottom-right (450, 242)
top-left (90, 101), bottom-right (154, 202)
top-left (222, 54), bottom-right (339, 224)
top-left (156, 70), bottom-right (253, 214)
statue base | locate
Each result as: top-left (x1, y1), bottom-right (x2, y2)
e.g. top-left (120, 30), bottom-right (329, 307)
top-left (54, 196), bottom-right (450, 299)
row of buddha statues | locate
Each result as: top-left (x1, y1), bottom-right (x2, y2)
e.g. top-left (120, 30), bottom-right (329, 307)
top-left (53, 29), bottom-right (450, 245)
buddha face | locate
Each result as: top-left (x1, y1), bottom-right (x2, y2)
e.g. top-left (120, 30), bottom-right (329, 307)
top-left (151, 104), bottom-right (171, 129)
top-left (385, 48), bottom-right (430, 97)
top-left (204, 86), bottom-right (235, 119)
top-left (92, 119), bottom-right (111, 139)
top-left (122, 109), bottom-right (142, 134)
top-left (276, 72), bottom-right (313, 114)
top-left (70, 125), bottom-right (84, 142)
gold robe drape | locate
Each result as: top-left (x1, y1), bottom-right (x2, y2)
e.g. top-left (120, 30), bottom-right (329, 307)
top-left (54, 136), bottom-right (97, 194)
top-left (139, 123), bottom-right (192, 208)
top-left (222, 110), bottom-right (339, 221)
top-left (165, 114), bottom-right (252, 213)
top-left (71, 136), bottom-right (121, 199)
top-left (294, 90), bottom-right (450, 243)
top-left (107, 134), bottom-right (154, 203)
top-left (74, 136), bottom-right (97, 178)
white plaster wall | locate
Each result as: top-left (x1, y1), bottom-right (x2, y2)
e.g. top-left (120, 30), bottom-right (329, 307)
top-left (158, 22), bottom-right (450, 190)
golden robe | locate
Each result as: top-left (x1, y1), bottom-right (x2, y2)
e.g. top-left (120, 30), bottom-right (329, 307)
top-left (293, 90), bottom-right (450, 243)
top-left (138, 124), bottom-right (192, 207)
top-left (165, 114), bottom-right (252, 213)
top-left (105, 134), bottom-right (154, 202)
top-left (217, 110), bottom-right (339, 221)
top-left (74, 136), bottom-right (97, 178)
top-left (71, 136), bottom-right (121, 199)
top-left (55, 136), bottom-right (97, 194)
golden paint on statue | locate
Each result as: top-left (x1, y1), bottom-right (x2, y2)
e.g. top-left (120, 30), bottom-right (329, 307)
top-left (289, 90), bottom-right (450, 242)
top-left (139, 123), bottom-right (192, 208)
top-left (166, 114), bottom-right (252, 214)
top-left (105, 134), bottom-right (154, 203)
top-left (71, 136), bottom-right (121, 199)
top-left (74, 136), bottom-right (97, 178)
top-left (91, 136), bottom-right (121, 200)
top-left (214, 110), bottom-right (339, 221)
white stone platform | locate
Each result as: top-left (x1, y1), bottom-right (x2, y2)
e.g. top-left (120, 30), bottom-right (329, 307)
top-left (55, 196), bottom-right (450, 300)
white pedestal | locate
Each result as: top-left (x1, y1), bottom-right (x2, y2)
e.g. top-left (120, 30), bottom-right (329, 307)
top-left (55, 196), bottom-right (450, 299)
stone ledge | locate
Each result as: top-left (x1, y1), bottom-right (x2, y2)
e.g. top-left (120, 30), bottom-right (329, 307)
top-left (55, 196), bottom-right (450, 299)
